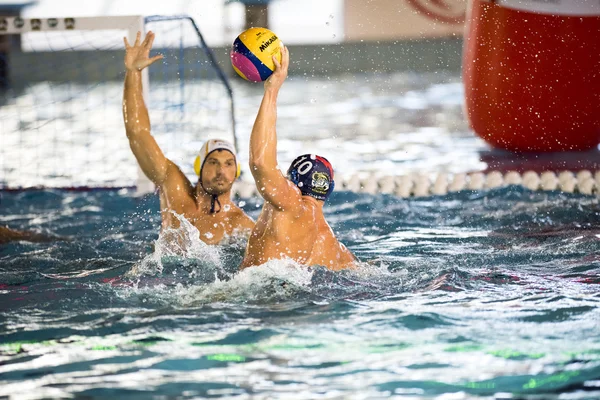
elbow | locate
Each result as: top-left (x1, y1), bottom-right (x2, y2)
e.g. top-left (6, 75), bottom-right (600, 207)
top-left (125, 127), bottom-right (139, 140)
top-left (123, 110), bottom-right (137, 138)
top-left (249, 157), bottom-right (278, 178)
top-left (125, 124), bottom-right (148, 140)
top-left (249, 156), bottom-right (267, 174)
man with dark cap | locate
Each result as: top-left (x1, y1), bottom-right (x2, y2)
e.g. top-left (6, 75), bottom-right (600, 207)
top-left (241, 44), bottom-right (355, 270)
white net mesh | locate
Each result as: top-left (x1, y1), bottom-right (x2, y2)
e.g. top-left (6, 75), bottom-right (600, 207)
top-left (0, 16), bottom-right (235, 189)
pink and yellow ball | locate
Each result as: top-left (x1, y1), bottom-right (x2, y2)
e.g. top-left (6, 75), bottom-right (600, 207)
top-left (230, 27), bottom-right (282, 82)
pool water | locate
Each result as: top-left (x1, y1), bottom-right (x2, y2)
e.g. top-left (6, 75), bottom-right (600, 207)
top-left (1, 71), bottom-right (600, 399)
top-left (1, 186), bottom-right (600, 399)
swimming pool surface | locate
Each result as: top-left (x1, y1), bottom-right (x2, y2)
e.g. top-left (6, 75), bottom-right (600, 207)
top-left (1, 73), bottom-right (600, 399)
top-left (1, 186), bottom-right (599, 399)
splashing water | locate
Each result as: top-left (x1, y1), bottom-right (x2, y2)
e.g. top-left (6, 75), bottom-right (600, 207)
top-left (182, 259), bottom-right (315, 305)
top-left (131, 212), bottom-right (224, 277)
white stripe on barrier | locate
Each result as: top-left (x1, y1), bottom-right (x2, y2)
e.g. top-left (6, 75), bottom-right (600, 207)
top-left (492, 0), bottom-right (600, 16)
top-left (232, 170), bottom-right (600, 199)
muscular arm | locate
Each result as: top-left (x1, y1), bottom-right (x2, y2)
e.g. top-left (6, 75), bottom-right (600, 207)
top-left (0, 226), bottom-right (64, 244)
top-left (122, 31), bottom-right (167, 185)
top-left (249, 45), bottom-right (302, 211)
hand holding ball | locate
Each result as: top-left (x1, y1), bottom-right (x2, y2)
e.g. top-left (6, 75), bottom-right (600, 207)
top-left (230, 27), bottom-right (282, 82)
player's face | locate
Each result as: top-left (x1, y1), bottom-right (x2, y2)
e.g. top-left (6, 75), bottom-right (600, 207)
top-left (200, 150), bottom-right (237, 195)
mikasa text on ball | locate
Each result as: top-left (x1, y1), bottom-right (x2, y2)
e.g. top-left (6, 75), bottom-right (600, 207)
top-left (230, 27), bottom-right (282, 82)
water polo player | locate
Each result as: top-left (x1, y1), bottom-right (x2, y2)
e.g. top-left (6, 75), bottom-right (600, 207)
top-left (241, 44), bottom-right (356, 270)
top-left (122, 31), bottom-right (253, 245)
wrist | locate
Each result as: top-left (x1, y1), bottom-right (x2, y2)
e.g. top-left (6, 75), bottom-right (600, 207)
top-left (264, 86), bottom-right (280, 97)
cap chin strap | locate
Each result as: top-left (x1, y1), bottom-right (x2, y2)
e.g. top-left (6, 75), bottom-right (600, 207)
top-left (209, 195), bottom-right (221, 214)
top-left (199, 180), bottom-right (221, 214)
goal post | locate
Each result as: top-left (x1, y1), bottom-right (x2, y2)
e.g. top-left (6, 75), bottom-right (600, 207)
top-left (0, 15), bottom-right (237, 192)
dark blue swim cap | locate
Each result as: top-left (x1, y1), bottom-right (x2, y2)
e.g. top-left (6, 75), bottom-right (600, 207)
top-left (286, 154), bottom-right (335, 201)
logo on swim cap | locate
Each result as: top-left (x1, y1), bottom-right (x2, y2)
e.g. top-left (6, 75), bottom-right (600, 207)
top-left (287, 154), bottom-right (335, 201)
top-left (311, 172), bottom-right (330, 195)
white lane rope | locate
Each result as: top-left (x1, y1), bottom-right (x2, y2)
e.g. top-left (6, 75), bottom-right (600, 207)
top-left (232, 170), bottom-right (600, 198)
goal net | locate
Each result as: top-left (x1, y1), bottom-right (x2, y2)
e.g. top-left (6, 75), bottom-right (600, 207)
top-left (0, 15), bottom-right (237, 190)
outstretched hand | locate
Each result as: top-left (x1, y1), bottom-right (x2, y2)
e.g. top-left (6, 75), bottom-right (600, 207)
top-left (264, 43), bottom-right (289, 92)
top-left (124, 31), bottom-right (163, 72)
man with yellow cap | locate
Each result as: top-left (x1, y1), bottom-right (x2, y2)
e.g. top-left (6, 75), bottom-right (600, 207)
top-left (122, 31), bottom-right (254, 244)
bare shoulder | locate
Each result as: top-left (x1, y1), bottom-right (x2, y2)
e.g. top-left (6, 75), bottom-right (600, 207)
top-left (159, 160), bottom-right (195, 195)
top-left (228, 205), bottom-right (255, 230)
top-left (296, 196), bottom-right (320, 219)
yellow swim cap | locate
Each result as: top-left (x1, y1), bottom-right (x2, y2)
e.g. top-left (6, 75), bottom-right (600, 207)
top-left (193, 139), bottom-right (241, 179)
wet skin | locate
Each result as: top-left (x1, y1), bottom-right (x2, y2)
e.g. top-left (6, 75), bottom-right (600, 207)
top-left (241, 44), bottom-right (355, 270)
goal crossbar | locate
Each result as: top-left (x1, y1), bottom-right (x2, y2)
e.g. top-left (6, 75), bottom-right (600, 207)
top-left (0, 15), bottom-right (145, 36)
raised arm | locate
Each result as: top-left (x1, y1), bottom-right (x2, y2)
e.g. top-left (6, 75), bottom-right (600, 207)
top-left (122, 31), bottom-right (167, 185)
top-left (249, 45), bottom-right (302, 211)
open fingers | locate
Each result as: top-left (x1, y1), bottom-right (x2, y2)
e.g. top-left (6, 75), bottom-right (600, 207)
top-left (134, 31), bottom-right (141, 47)
top-left (272, 44), bottom-right (288, 71)
top-left (149, 54), bottom-right (164, 64)
top-left (281, 45), bottom-right (289, 71)
top-left (123, 36), bottom-right (130, 48)
top-left (142, 31), bottom-right (153, 48)
top-left (147, 31), bottom-right (155, 49)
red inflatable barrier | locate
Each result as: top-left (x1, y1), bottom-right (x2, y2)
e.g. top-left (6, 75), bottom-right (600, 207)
top-left (463, 0), bottom-right (600, 152)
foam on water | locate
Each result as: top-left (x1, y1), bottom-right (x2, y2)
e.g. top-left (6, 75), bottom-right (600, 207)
top-left (182, 260), bottom-right (315, 305)
top-left (132, 212), bottom-right (224, 276)
top-left (118, 212), bottom-right (404, 306)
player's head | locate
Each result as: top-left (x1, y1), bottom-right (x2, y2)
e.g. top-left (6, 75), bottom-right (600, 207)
top-left (286, 154), bottom-right (335, 202)
top-left (194, 139), bottom-right (240, 196)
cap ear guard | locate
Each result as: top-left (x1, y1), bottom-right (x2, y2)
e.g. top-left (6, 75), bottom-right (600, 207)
top-left (194, 155), bottom-right (202, 176)
top-left (288, 168), bottom-right (299, 186)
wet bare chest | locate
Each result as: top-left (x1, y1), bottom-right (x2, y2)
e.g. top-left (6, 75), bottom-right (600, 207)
top-left (162, 205), bottom-right (235, 244)
top-left (191, 212), bottom-right (236, 242)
